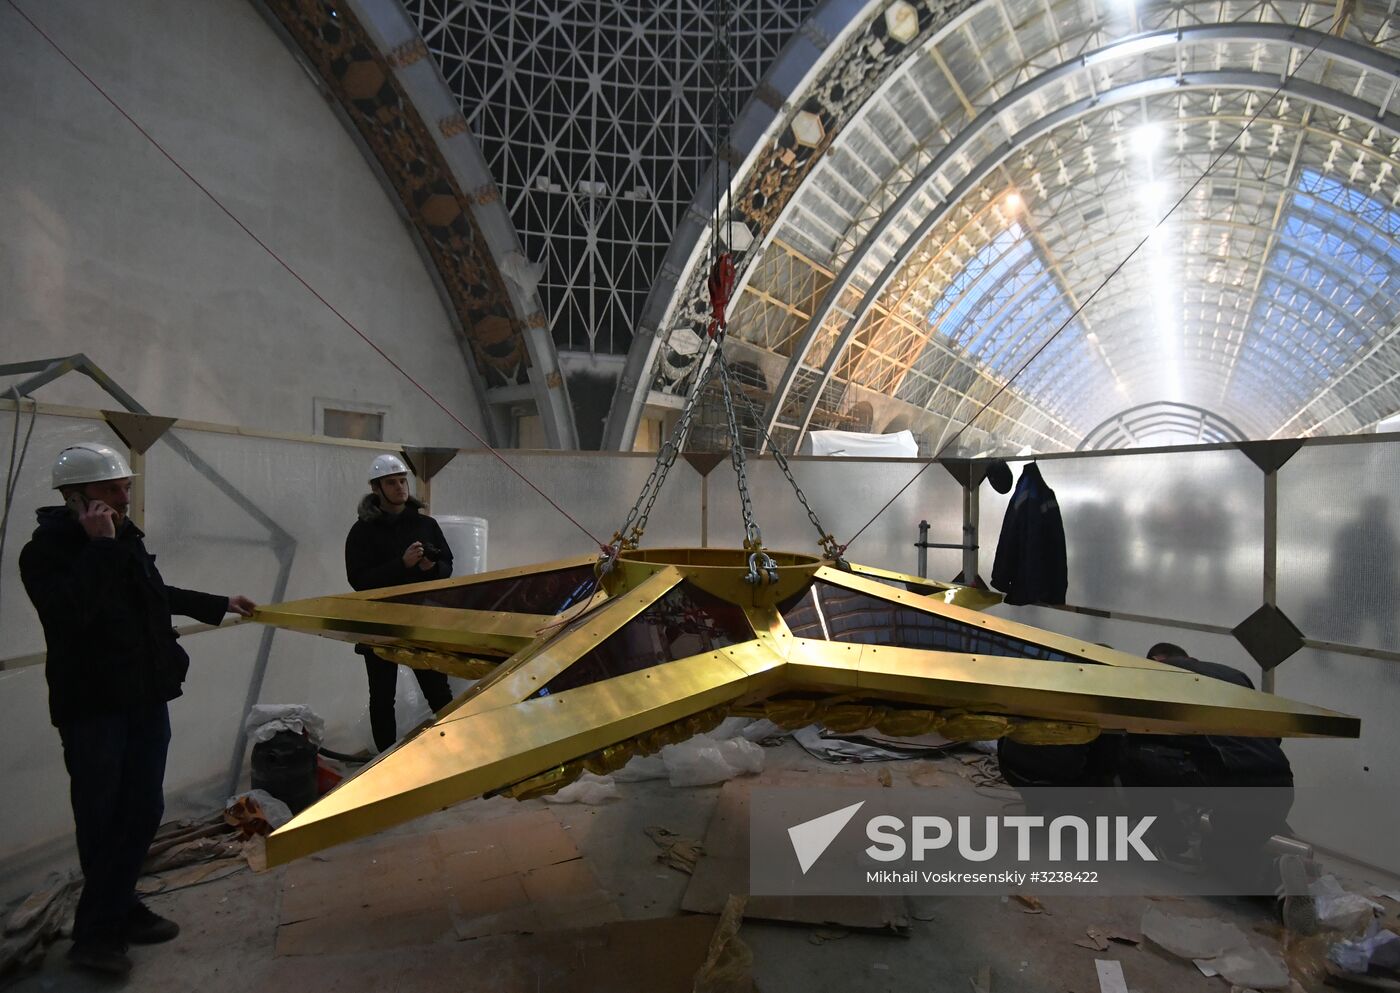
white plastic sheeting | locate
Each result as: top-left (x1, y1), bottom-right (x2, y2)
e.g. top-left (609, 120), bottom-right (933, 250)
top-left (799, 429), bottom-right (918, 458)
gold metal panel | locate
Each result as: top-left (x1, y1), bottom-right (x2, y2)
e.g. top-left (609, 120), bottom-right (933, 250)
top-left (438, 567), bottom-right (685, 720)
top-left (250, 547), bottom-right (1361, 866)
top-left (716, 637), bottom-right (791, 678)
top-left (326, 554), bottom-right (600, 601)
top-left (609, 547), bottom-right (826, 605)
top-left (845, 562), bottom-right (1004, 610)
top-left (813, 566), bottom-right (1183, 673)
top-left (266, 647), bottom-right (773, 865)
top-left (786, 640), bottom-right (1359, 738)
top-left (741, 605), bottom-right (798, 660)
top-left (252, 596), bottom-right (550, 655)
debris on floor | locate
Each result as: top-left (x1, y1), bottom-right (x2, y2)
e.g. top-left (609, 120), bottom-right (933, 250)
top-left (662, 734), bottom-right (765, 786)
top-left (791, 725), bottom-right (963, 763)
top-left (970, 962), bottom-right (993, 992)
top-left (806, 928), bottom-right (850, 945)
top-left (1095, 957), bottom-right (1130, 993)
top-left (1014, 894), bottom-right (1045, 914)
top-left (1313, 875), bottom-right (1385, 933)
top-left (693, 895), bottom-right (755, 993)
top-left (1142, 906), bottom-right (1252, 960)
top-left (645, 826), bottom-right (704, 874)
top-left (1144, 906), bottom-right (1296, 989)
top-left (1329, 918), bottom-right (1400, 975)
top-left (1324, 961), bottom-right (1400, 989)
top-left (0, 871), bottom-right (79, 979)
top-left (1075, 927), bottom-right (1111, 951)
top-left (542, 772), bottom-right (619, 805)
top-left (225, 789), bottom-right (293, 837)
top-left (1207, 944), bottom-right (1291, 989)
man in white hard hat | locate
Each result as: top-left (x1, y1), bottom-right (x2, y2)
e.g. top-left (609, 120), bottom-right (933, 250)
top-left (344, 453), bottom-right (455, 752)
top-left (18, 442), bottom-right (256, 977)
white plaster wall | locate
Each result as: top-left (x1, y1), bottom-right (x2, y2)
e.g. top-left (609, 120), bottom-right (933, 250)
top-left (0, 0), bottom-right (487, 873)
top-left (0, 0), bottom-right (485, 444)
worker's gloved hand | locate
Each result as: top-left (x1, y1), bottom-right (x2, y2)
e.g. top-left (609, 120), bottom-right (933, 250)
top-left (402, 541), bottom-right (425, 568)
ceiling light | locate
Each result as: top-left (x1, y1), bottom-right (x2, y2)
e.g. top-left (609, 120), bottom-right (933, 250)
top-left (1132, 123), bottom-right (1164, 157)
top-left (1004, 191), bottom-right (1023, 213)
top-left (1083, 31), bottom-right (1175, 66)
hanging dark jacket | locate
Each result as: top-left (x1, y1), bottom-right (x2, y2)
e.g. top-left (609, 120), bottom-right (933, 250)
top-left (19, 507), bottom-right (230, 727)
top-left (344, 495), bottom-right (453, 655)
top-left (991, 462), bottom-right (1067, 606)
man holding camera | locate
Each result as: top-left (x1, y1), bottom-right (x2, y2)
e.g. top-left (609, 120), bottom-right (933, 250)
top-left (344, 453), bottom-right (455, 752)
top-left (19, 442), bottom-right (256, 976)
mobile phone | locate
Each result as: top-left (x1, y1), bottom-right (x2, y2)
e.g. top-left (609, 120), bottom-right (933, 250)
top-left (65, 492), bottom-right (88, 515)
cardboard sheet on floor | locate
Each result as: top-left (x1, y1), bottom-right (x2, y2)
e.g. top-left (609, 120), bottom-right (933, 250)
top-left (262, 914), bottom-right (719, 993)
top-left (682, 779), bottom-right (910, 931)
top-left (276, 809), bottom-right (621, 956)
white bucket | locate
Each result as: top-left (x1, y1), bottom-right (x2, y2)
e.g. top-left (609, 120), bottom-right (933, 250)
top-left (436, 514), bottom-right (488, 576)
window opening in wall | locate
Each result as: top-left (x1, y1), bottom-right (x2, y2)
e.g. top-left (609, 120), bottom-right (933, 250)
top-left (315, 398), bottom-right (387, 441)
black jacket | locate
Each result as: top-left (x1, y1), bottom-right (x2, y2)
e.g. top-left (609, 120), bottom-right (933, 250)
top-left (344, 494), bottom-right (452, 593)
top-left (1121, 655), bottom-right (1293, 785)
top-left (344, 495), bottom-right (453, 659)
top-left (991, 463), bottom-right (1067, 606)
top-left (19, 508), bottom-right (230, 727)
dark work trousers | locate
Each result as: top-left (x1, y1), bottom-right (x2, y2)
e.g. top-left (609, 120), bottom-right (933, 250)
top-left (363, 652), bottom-right (452, 753)
top-left (59, 702), bottom-right (171, 945)
top-left (1120, 743), bottom-right (1293, 893)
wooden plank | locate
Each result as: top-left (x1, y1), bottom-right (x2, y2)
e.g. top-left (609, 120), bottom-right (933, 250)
top-left (276, 810), bottom-right (620, 956)
top-left (682, 779), bottom-right (910, 932)
top-left (263, 915), bottom-right (719, 993)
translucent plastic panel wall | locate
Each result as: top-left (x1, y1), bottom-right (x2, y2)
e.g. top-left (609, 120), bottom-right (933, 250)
top-left (143, 429), bottom-right (378, 802)
top-left (1277, 443), bottom-right (1400, 654)
top-left (978, 451), bottom-right (1264, 629)
top-left (704, 457), bottom-right (965, 578)
top-left (0, 412), bottom-right (134, 863)
top-left (1275, 647), bottom-right (1398, 871)
top-left (428, 452), bottom-right (702, 567)
top-left (1275, 443), bottom-right (1400, 872)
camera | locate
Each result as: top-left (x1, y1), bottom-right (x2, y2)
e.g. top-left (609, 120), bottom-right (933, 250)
top-left (420, 542), bottom-right (443, 560)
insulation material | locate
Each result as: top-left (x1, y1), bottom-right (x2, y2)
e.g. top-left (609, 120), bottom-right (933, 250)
top-left (799, 429), bottom-right (918, 458)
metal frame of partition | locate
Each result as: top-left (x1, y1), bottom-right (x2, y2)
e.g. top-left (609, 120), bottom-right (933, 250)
top-left (0, 357), bottom-right (299, 795)
top-left (7, 376), bottom-right (1400, 702)
top-left (939, 435), bottom-right (1400, 694)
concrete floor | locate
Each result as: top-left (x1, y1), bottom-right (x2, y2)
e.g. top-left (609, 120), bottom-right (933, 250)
top-left (2, 740), bottom-right (1365, 992)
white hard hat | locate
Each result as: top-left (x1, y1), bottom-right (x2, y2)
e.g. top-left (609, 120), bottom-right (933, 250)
top-left (368, 453), bottom-right (410, 482)
top-left (52, 442), bottom-right (137, 489)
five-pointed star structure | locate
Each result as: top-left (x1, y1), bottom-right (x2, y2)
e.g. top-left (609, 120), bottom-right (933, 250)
top-left (251, 548), bottom-right (1358, 866)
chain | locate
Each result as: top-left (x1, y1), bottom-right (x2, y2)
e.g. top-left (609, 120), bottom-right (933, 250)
top-left (716, 351), bottom-right (778, 585)
top-left (726, 363), bottom-right (847, 564)
top-left (603, 341), bottom-right (718, 570)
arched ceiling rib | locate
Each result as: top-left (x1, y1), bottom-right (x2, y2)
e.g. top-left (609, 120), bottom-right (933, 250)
top-left (258, 0), bottom-right (578, 447)
top-left (620, 0), bottom-right (1400, 453)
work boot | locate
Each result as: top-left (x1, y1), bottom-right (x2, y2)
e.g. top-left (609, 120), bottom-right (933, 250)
top-left (1276, 853), bottom-right (1318, 935)
top-left (67, 939), bottom-right (133, 976)
top-left (126, 902), bottom-right (180, 944)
